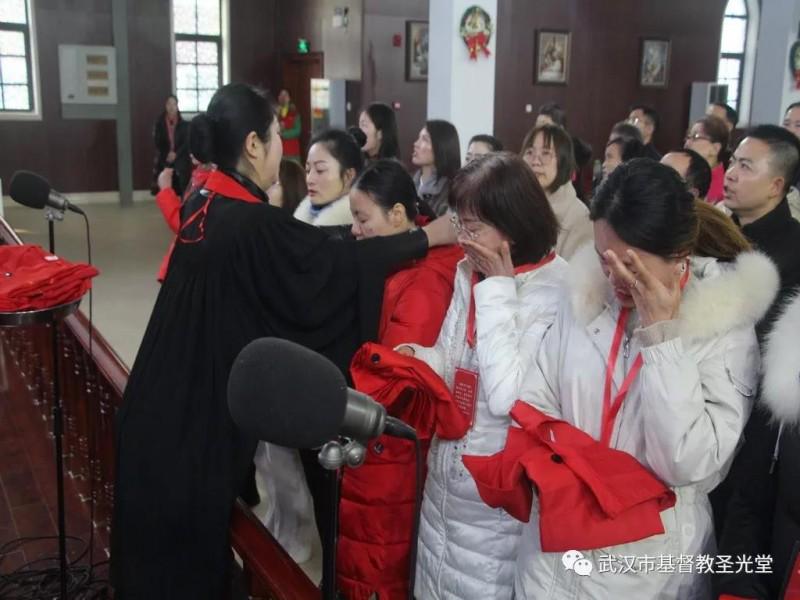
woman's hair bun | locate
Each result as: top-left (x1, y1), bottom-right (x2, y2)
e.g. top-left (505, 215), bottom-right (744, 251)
top-left (347, 126), bottom-right (367, 149)
top-left (189, 113), bottom-right (216, 164)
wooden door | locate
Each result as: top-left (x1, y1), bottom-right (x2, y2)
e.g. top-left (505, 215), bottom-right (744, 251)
top-left (280, 52), bottom-right (324, 161)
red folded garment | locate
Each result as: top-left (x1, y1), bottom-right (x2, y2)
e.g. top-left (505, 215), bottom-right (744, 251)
top-left (350, 342), bottom-right (470, 441)
top-left (463, 401), bottom-right (676, 552)
top-left (0, 245), bottom-right (99, 312)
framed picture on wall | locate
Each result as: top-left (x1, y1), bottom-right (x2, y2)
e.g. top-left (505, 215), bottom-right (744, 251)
top-left (640, 39), bottom-right (671, 87)
top-left (406, 21), bottom-right (429, 82)
top-left (535, 30), bottom-right (571, 85)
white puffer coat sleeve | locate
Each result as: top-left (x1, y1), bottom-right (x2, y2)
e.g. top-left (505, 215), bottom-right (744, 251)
top-left (515, 292), bottom-right (567, 421)
top-left (637, 327), bottom-right (758, 487)
top-left (474, 274), bottom-right (562, 417)
top-left (399, 259), bottom-right (470, 377)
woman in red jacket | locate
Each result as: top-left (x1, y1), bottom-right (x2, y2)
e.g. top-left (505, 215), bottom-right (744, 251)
top-left (338, 159), bottom-right (462, 599)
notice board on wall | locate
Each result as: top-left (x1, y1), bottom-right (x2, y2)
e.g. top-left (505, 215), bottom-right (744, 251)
top-left (58, 45), bottom-right (117, 105)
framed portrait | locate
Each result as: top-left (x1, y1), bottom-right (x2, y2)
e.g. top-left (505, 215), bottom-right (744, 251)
top-left (406, 20), bottom-right (429, 82)
top-left (535, 30), bottom-right (571, 85)
top-left (640, 39), bottom-right (671, 88)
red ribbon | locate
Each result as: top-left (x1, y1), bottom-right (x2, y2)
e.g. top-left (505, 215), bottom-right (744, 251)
top-left (600, 266), bottom-right (691, 446)
top-left (465, 32), bottom-right (491, 61)
top-left (466, 252), bottom-right (556, 348)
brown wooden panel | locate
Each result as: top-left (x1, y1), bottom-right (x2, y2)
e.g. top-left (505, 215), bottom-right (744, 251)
top-left (494, 0), bottom-right (728, 164)
top-left (281, 52), bottom-right (324, 159)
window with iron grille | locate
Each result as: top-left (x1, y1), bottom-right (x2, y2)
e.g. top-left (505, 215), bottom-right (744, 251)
top-left (0, 0), bottom-right (35, 113)
top-left (172, 0), bottom-right (223, 113)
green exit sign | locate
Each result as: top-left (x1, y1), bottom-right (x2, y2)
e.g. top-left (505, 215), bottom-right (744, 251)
top-left (297, 38), bottom-right (310, 53)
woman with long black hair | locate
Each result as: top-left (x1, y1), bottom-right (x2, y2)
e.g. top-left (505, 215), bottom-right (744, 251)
top-left (359, 102), bottom-right (400, 162)
top-left (111, 83), bottom-right (454, 600)
top-left (471, 159), bottom-right (777, 599)
top-left (151, 94), bottom-right (190, 196)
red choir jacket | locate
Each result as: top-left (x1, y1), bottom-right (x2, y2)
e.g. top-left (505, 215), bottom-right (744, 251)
top-left (279, 104), bottom-right (302, 159)
top-left (337, 245), bottom-right (462, 600)
top-left (463, 401), bottom-right (676, 552)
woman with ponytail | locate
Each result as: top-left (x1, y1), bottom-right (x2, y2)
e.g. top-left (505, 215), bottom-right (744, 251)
top-left (337, 159), bottom-right (462, 600)
top-left (468, 158), bottom-right (779, 599)
top-left (111, 83), bottom-right (455, 600)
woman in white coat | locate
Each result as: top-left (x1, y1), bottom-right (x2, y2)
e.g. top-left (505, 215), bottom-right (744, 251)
top-left (397, 153), bottom-right (569, 599)
top-left (514, 159), bottom-right (779, 599)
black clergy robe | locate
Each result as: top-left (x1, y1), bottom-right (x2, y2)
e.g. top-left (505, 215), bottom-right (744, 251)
top-left (110, 170), bottom-right (428, 599)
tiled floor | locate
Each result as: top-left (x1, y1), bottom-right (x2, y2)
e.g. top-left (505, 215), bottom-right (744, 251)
top-left (2, 199), bottom-right (323, 586)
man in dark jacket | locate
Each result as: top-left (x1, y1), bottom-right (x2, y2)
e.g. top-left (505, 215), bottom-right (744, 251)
top-left (715, 125), bottom-right (800, 599)
top-left (628, 104), bottom-right (662, 160)
top-left (723, 125), bottom-right (800, 339)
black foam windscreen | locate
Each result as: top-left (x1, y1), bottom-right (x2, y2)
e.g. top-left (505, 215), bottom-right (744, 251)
top-left (227, 337), bottom-right (349, 448)
top-left (9, 170), bottom-right (51, 209)
top-left (348, 126), bottom-right (367, 149)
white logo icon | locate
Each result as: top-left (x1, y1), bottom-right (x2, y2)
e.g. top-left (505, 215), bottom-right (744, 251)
top-left (562, 550), bottom-right (593, 576)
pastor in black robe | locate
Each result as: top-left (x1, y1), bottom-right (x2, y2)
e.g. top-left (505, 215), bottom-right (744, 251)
top-left (111, 169), bottom-right (429, 599)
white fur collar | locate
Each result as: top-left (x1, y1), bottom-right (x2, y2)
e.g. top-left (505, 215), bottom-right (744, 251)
top-left (762, 293), bottom-right (800, 426)
top-left (568, 243), bottom-right (779, 342)
top-left (293, 195), bottom-right (353, 227)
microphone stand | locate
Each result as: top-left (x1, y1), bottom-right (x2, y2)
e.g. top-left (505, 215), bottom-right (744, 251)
top-left (318, 442), bottom-right (343, 600)
top-left (317, 439), bottom-right (366, 600)
top-left (45, 206), bottom-right (69, 600)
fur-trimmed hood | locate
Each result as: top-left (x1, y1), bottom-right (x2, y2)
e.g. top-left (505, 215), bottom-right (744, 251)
top-left (568, 244), bottom-right (779, 343)
top-left (763, 293), bottom-right (800, 426)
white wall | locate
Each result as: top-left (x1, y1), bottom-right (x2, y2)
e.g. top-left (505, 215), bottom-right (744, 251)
top-left (750, 0), bottom-right (800, 124)
top-left (427, 0), bottom-right (497, 158)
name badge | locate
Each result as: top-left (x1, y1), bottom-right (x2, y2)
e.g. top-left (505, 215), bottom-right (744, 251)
top-left (453, 368), bottom-right (479, 430)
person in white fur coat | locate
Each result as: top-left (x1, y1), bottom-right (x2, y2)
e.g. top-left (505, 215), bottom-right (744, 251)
top-left (716, 291), bottom-right (800, 600)
top-left (294, 129), bottom-right (363, 226)
top-left (514, 159), bottom-right (778, 600)
top-left (397, 153), bottom-right (570, 600)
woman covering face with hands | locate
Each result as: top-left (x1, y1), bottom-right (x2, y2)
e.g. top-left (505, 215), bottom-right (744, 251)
top-left (504, 158), bottom-right (778, 600)
top-left (398, 153), bottom-right (569, 600)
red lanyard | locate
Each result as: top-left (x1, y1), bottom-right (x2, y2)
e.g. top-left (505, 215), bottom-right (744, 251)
top-left (600, 266), bottom-right (691, 446)
top-left (466, 252), bottom-right (556, 348)
top-left (600, 308), bottom-right (642, 446)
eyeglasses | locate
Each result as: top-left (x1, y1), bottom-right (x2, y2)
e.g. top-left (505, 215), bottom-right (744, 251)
top-left (450, 214), bottom-right (480, 240)
top-left (685, 133), bottom-right (712, 142)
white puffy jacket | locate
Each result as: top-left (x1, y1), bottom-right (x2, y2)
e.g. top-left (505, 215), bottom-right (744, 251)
top-left (514, 247), bottom-right (778, 600)
top-left (406, 255), bottom-right (569, 600)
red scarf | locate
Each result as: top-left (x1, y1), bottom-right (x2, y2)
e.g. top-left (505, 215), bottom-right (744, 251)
top-left (166, 115), bottom-right (178, 152)
top-left (177, 171), bottom-right (263, 245)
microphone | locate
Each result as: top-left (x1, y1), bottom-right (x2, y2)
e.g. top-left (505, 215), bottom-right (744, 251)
top-left (227, 337), bottom-right (416, 448)
top-left (9, 170), bottom-right (85, 215)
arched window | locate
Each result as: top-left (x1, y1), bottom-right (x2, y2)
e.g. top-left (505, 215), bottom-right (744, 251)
top-left (717, 0), bottom-right (758, 122)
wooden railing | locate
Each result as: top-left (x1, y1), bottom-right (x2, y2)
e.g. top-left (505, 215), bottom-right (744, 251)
top-left (0, 216), bottom-right (319, 599)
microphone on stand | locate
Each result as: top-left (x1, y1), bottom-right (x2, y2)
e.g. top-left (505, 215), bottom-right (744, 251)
top-left (9, 170), bottom-right (85, 215)
top-left (227, 337), bottom-right (416, 447)
top-left (228, 337), bottom-right (421, 600)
